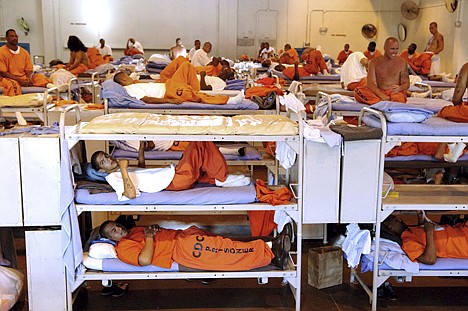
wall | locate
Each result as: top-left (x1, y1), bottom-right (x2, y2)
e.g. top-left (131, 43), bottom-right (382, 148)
top-left (0, 0), bottom-right (465, 73)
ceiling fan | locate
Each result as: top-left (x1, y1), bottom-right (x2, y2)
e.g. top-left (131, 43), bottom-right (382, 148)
top-left (401, 1), bottom-right (420, 20)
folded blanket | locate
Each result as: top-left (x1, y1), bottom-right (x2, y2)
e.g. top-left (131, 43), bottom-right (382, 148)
top-left (101, 80), bottom-right (143, 108)
top-left (371, 101), bottom-right (433, 123)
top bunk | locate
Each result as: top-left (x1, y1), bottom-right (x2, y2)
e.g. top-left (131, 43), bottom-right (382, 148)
top-left (62, 108), bottom-right (303, 146)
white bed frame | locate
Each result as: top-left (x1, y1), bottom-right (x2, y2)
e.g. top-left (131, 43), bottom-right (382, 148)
top-left (352, 107), bottom-right (468, 310)
top-left (60, 105), bottom-right (305, 311)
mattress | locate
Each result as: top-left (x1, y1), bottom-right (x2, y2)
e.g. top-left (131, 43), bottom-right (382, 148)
top-left (270, 69), bottom-right (340, 82)
top-left (362, 115), bottom-right (468, 136)
top-left (109, 98), bottom-right (259, 111)
top-left (361, 255), bottom-right (468, 273)
top-left (0, 86), bottom-right (47, 95)
top-left (0, 93), bottom-right (51, 107)
top-left (111, 143), bottom-right (262, 161)
top-left (75, 181), bottom-right (257, 205)
top-left (81, 113), bottom-right (299, 136)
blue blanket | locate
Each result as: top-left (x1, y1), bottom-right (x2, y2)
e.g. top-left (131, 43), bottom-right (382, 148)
top-left (370, 101), bottom-right (433, 123)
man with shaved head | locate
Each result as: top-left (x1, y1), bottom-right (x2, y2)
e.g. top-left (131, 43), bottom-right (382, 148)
top-left (354, 37), bottom-right (409, 105)
top-left (191, 41), bottom-right (212, 67)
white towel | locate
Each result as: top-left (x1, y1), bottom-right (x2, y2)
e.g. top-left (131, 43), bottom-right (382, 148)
top-left (275, 141), bottom-right (296, 169)
top-left (342, 223), bottom-right (371, 268)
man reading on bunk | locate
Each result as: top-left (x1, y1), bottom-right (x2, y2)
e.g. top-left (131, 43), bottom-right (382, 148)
top-left (354, 37), bottom-right (409, 105)
top-left (0, 29), bottom-right (50, 96)
top-left (99, 220), bottom-right (291, 270)
top-left (382, 213), bottom-right (468, 265)
top-left (113, 61), bottom-right (245, 105)
top-left (91, 141), bottom-right (251, 201)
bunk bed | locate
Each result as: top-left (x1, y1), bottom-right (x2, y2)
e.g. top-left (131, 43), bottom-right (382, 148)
top-left (60, 108), bottom-right (305, 311)
top-left (352, 107), bottom-right (468, 310)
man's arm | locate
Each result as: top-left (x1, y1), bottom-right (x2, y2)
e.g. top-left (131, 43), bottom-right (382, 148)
top-left (140, 96), bottom-right (183, 104)
top-left (452, 63), bottom-right (468, 106)
top-left (118, 159), bottom-right (137, 199)
top-left (434, 34), bottom-right (444, 54)
top-left (366, 59), bottom-right (390, 100)
top-left (138, 226), bottom-right (158, 266)
top-left (415, 222), bottom-right (437, 265)
top-left (393, 62), bottom-right (410, 93)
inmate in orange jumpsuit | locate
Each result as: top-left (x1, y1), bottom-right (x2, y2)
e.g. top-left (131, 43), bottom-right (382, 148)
top-left (116, 226), bottom-right (274, 270)
top-left (0, 45), bottom-right (50, 96)
top-left (402, 222), bottom-right (468, 261)
top-left (279, 48), bottom-right (299, 65)
top-left (86, 47), bottom-right (105, 69)
top-left (337, 50), bottom-right (353, 65)
top-left (165, 141), bottom-right (228, 191)
top-left (282, 49), bottom-right (328, 79)
top-left (400, 49), bottom-right (420, 68)
top-left (354, 77), bottom-right (407, 105)
top-left (409, 52), bottom-right (432, 75)
top-left (438, 102), bottom-right (468, 122)
top-left (363, 49), bottom-right (382, 61)
top-left (163, 61), bottom-right (229, 104)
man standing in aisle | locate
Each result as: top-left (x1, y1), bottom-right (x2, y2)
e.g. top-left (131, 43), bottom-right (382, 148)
top-left (425, 22), bottom-right (444, 76)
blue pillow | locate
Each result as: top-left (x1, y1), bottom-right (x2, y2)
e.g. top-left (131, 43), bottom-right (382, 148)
top-left (84, 163), bottom-right (108, 182)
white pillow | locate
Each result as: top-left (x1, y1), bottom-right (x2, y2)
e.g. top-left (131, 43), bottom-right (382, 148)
top-left (88, 243), bottom-right (118, 259)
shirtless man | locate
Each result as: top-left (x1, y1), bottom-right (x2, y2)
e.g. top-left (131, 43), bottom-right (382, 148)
top-left (438, 62), bottom-right (468, 122)
top-left (354, 37), bottom-right (409, 105)
top-left (425, 22), bottom-right (444, 76)
top-left (169, 38), bottom-right (187, 60)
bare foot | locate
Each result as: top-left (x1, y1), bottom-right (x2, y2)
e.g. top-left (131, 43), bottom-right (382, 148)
top-left (434, 143), bottom-right (447, 161)
top-left (433, 171), bottom-right (444, 185)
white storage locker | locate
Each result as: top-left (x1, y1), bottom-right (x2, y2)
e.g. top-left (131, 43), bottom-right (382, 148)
top-left (302, 140), bottom-right (341, 223)
top-left (20, 135), bottom-right (61, 226)
top-left (340, 139), bottom-right (381, 223)
top-left (26, 230), bottom-right (67, 311)
top-left (0, 135), bottom-right (23, 226)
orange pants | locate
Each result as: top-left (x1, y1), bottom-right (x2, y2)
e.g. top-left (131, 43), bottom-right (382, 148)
top-left (164, 61), bottom-right (229, 104)
top-left (245, 85), bottom-right (283, 99)
top-left (438, 102), bottom-right (468, 122)
top-left (195, 64), bottom-right (222, 77)
top-left (0, 73), bottom-right (50, 96)
top-left (386, 142), bottom-right (445, 157)
top-left (410, 53), bottom-right (432, 75)
top-left (354, 78), bottom-right (407, 105)
top-left (282, 65), bottom-right (310, 80)
top-left (160, 56), bottom-right (189, 82)
top-left (69, 63), bottom-right (89, 76)
top-left (124, 48), bottom-right (143, 56)
top-left (116, 226), bottom-right (274, 270)
top-left (166, 141), bottom-right (228, 191)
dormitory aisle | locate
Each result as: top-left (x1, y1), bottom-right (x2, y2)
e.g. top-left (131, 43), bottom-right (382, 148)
top-left (9, 229), bottom-right (468, 311)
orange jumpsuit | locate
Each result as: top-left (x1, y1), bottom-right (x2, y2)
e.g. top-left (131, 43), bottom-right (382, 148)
top-left (245, 85), bottom-right (283, 99)
top-left (386, 142), bottom-right (445, 157)
top-left (87, 47), bottom-right (105, 69)
top-left (124, 47), bottom-right (143, 56)
top-left (163, 61), bottom-right (229, 104)
top-left (402, 222), bottom-right (468, 261)
top-left (409, 52), bottom-right (432, 75)
top-left (0, 45), bottom-right (50, 96)
top-left (438, 102), bottom-right (468, 122)
top-left (337, 50), bottom-right (353, 65)
top-left (195, 64), bottom-right (222, 77)
top-left (116, 226), bottom-right (274, 270)
top-left (282, 50), bottom-right (328, 79)
top-left (354, 77), bottom-right (407, 105)
top-left (400, 50), bottom-right (420, 68)
top-left (166, 141), bottom-right (227, 191)
top-left (279, 48), bottom-right (299, 65)
top-left (363, 49), bottom-right (382, 61)
top-left (159, 56), bottom-right (189, 82)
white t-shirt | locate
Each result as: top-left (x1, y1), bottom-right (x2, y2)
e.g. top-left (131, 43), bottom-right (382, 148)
top-left (97, 45), bottom-right (112, 57)
top-left (191, 49), bottom-right (211, 67)
top-left (130, 41), bottom-right (144, 54)
top-left (106, 166), bottom-right (176, 201)
top-left (260, 47), bottom-right (275, 60)
top-left (200, 75), bottom-right (226, 91)
top-left (124, 83), bottom-right (166, 100)
top-left (188, 47), bottom-right (198, 60)
top-left (340, 52), bottom-right (368, 88)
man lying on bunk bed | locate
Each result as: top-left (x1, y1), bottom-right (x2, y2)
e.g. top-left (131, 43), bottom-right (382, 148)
top-left (113, 61), bottom-right (245, 105)
top-left (91, 141), bottom-right (250, 201)
top-left (99, 219), bottom-right (292, 271)
top-left (382, 213), bottom-right (468, 265)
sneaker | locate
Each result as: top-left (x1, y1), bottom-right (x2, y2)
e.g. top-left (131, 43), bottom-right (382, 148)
top-left (186, 278), bottom-right (216, 285)
top-left (111, 283), bottom-right (128, 298)
top-left (377, 284), bottom-right (386, 300)
top-left (384, 282), bottom-right (397, 301)
top-left (100, 285), bottom-right (114, 296)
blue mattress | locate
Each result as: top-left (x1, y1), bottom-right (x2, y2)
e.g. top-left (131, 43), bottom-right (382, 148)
top-left (361, 255), bottom-right (468, 273)
top-left (329, 98), bottom-right (451, 114)
top-left (103, 259), bottom-right (179, 272)
top-left (75, 181), bottom-right (257, 205)
top-left (362, 115), bottom-right (468, 136)
top-left (111, 143), bottom-right (262, 161)
top-left (386, 153), bottom-right (468, 162)
top-left (270, 69), bottom-right (340, 82)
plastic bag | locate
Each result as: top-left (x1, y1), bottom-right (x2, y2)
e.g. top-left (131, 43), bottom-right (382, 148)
top-left (0, 266), bottom-right (24, 311)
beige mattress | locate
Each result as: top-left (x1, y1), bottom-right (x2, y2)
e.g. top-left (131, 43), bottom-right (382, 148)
top-left (0, 93), bottom-right (51, 107)
top-left (81, 113), bottom-right (299, 135)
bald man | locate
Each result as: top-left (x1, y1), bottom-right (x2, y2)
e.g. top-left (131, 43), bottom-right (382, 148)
top-left (354, 37), bottom-right (409, 105)
top-left (191, 42), bottom-right (212, 67)
top-left (425, 22), bottom-right (444, 76)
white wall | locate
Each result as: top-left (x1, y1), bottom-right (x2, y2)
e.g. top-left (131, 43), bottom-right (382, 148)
top-left (0, 0), bottom-right (465, 73)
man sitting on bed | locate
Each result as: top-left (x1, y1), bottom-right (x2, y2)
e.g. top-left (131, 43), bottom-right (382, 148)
top-left (113, 62), bottom-right (245, 105)
top-left (340, 52), bottom-right (368, 91)
top-left (99, 220), bottom-right (292, 271)
top-left (438, 62), bottom-right (468, 122)
top-left (382, 213), bottom-right (468, 265)
top-left (354, 37), bottom-right (410, 105)
top-left (91, 141), bottom-right (251, 201)
top-left (281, 48), bottom-right (330, 80)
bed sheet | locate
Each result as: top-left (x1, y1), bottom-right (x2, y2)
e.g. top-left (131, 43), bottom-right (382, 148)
top-left (75, 181), bottom-right (257, 205)
top-left (0, 93), bottom-right (51, 107)
top-left (361, 255), bottom-right (468, 273)
top-left (362, 115), bottom-right (468, 136)
top-left (111, 143), bottom-right (262, 161)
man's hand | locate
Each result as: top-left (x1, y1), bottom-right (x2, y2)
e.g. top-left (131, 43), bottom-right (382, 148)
top-left (144, 225), bottom-right (159, 238)
top-left (391, 84), bottom-right (402, 94)
top-left (18, 78), bottom-right (32, 87)
top-left (423, 221), bottom-right (435, 233)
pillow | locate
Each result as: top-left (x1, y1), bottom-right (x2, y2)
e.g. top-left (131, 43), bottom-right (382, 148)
top-left (89, 243), bottom-right (118, 259)
top-left (84, 162), bottom-right (108, 182)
